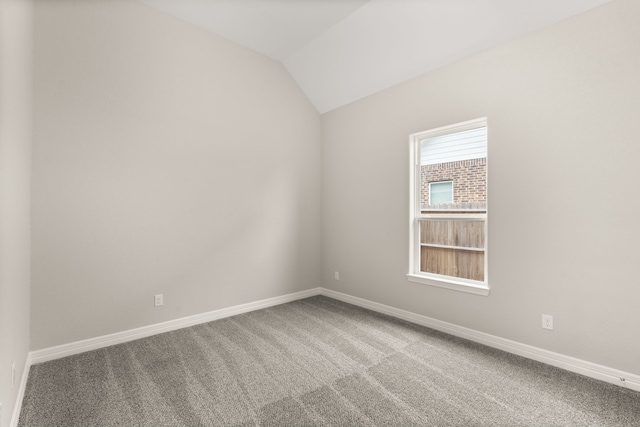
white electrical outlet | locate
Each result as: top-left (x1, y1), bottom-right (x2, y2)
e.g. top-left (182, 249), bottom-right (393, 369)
top-left (542, 314), bottom-right (553, 330)
top-left (334, 271), bottom-right (340, 280)
top-left (154, 294), bottom-right (163, 307)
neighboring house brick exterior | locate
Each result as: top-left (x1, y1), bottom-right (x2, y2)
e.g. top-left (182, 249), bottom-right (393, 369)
top-left (421, 158), bottom-right (486, 209)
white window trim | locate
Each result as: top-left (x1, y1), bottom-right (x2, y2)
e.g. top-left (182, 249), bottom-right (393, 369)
top-left (408, 118), bottom-right (489, 296)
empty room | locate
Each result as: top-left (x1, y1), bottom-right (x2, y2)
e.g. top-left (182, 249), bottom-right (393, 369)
top-left (1, 0), bottom-right (639, 425)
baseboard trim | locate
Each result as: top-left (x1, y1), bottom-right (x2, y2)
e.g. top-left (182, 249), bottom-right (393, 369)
top-left (25, 286), bottom-right (640, 399)
top-left (10, 353), bottom-right (32, 427)
top-left (320, 288), bottom-right (640, 393)
top-left (29, 287), bottom-right (322, 365)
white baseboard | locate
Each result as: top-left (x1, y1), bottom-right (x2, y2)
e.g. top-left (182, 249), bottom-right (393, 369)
top-left (10, 353), bottom-right (32, 427)
top-left (17, 285), bottom-right (638, 426)
top-left (320, 288), bottom-right (640, 393)
top-left (29, 287), bottom-right (322, 365)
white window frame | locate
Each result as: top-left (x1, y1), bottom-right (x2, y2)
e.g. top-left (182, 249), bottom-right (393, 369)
top-left (407, 118), bottom-right (489, 296)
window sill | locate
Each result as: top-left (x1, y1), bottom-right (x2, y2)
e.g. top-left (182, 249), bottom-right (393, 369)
top-left (406, 273), bottom-right (490, 296)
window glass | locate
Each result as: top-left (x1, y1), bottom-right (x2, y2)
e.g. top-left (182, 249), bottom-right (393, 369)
top-left (429, 181), bottom-right (453, 207)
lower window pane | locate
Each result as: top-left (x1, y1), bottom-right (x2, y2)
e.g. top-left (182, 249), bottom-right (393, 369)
top-left (420, 246), bottom-right (484, 281)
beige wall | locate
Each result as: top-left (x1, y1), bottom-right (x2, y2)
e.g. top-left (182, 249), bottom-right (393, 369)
top-left (31, 0), bottom-right (321, 350)
top-left (0, 0), bottom-right (33, 424)
top-left (321, 0), bottom-right (640, 374)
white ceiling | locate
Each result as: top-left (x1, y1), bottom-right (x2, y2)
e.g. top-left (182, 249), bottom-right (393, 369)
top-left (140, 0), bottom-right (611, 114)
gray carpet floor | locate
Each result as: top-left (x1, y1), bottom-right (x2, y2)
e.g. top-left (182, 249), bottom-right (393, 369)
top-left (18, 295), bottom-right (640, 426)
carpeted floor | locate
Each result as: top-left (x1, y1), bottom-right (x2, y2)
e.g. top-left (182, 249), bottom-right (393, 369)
top-left (18, 296), bottom-right (640, 426)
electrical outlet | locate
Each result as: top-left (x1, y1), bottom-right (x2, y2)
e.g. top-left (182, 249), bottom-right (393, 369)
top-left (542, 314), bottom-right (553, 330)
top-left (154, 294), bottom-right (163, 307)
top-left (334, 271), bottom-right (340, 281)
top-left (11, 362), bottom-right (15, 388)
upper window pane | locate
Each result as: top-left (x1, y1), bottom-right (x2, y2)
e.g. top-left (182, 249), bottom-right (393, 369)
top-left (420, 126), bottom-right (487, 212)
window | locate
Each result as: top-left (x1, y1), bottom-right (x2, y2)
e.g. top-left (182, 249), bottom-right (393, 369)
top-left (408, 118), bottom-right (488, 295)
top-left (429, 181), bottom-right (453, 206)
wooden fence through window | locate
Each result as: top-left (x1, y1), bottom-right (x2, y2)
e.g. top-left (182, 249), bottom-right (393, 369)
top-left (419, 215), bottom-right (485, 282)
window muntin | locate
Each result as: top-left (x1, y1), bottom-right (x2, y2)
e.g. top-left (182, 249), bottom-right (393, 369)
top-left (408, 118), bottom-right (488, 295)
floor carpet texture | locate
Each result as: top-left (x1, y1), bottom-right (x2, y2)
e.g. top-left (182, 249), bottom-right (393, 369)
top-left (18, 295), bottom-right (640, 426)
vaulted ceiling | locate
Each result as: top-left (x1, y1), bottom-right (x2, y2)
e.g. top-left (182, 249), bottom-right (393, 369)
top-left (139, 0), bottom-right (611, 113)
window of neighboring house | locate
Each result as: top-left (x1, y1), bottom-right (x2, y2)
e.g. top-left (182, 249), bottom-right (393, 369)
top-left (408, 118), bottom-right (489, 295)
top-left (429, 181), bottom-right (453, 206)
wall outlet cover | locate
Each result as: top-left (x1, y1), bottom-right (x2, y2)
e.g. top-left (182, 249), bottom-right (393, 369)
top-left (542, 314), bottom-right (554, 330)
top-left (154, 294), bottom-right (163, 307)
